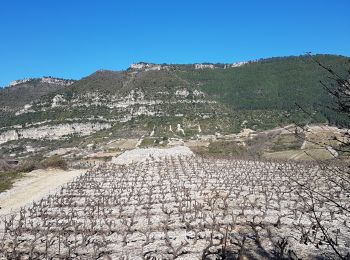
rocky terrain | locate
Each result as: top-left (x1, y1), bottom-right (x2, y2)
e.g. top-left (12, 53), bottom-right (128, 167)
top-left (0, 150), bottom-right (349, 259)
top-left (0, 123), bottom-right (111, 145)
top-left (0, 54), bottom-right (349, 162)
top-left (0, 77), bottom-right (75, 113)
top-left (0, 54), bottom-right (349, 259)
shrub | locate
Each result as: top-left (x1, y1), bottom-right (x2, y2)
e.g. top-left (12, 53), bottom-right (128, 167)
top-left (18, 161), bottom-right (37, 173)
top-left (0, 160), bottom-right (37, 193)
top-left (208, 141), bottom-right (247, 156)
top-left (40, 155), bottom-right (67, 170)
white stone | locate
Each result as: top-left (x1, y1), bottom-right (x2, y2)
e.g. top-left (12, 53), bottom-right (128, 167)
top-left (175, 89), bottom-right (190, 97)
top-left (150, 126), bottom-right (155, 137)
top-left (176, 124), bottom-right (185, 136)
top-left (51, 94), bottom-right (66, 108)
top-left (194, 64), bottom-right (215, 69)
top-left (9, 79), bottom-right (31, 86)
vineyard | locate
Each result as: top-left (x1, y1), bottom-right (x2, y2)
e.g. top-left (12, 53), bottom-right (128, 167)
top-left (0, 155), bottom-right (349, 259)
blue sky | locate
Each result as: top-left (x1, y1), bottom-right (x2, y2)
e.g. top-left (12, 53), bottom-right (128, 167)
top-left (0, 0), bottom-right (349, 86)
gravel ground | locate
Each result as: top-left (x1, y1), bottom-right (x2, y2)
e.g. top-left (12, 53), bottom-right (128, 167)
top-left (1, 147), bottom-right (348, 259)
top-left (111, 146), bottom-right (194, 164)
top-left (0, 168), bottom-right (85, 218)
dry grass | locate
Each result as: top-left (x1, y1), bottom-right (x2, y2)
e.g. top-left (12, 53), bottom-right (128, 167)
top-left (39, 155), bottom-right (68, 170)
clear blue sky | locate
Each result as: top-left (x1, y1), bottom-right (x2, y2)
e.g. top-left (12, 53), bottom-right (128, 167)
top-left (1, 0), bottom-right (349, 86)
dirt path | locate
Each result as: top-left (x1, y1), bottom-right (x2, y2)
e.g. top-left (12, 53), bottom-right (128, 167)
top-left (0, 168), bottom-right (85, 217)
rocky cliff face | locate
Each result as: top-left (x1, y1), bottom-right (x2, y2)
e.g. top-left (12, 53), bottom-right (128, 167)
top-left (8, 77), bottom-right (75, 88)
top-left (0, 123), bottom-right (111, 145)
top-left (128, 61), bottom-right (249, 71)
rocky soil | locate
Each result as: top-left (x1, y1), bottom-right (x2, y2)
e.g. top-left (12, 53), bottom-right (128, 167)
top-left (0, 148), bottom-right (349, 259)
top-left (0, 168), bottom-right (85, 217)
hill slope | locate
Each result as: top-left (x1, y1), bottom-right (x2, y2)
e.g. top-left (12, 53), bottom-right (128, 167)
top-left (0, 54), bottom-right (348, 158)
top-left (176, 54), bottom-right (349, 126)
top-left (0, 77), bottom-right (75, 112)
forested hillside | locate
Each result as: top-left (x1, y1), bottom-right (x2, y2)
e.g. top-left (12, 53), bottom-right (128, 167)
top-left (176, 54), bottom-right (350, 127)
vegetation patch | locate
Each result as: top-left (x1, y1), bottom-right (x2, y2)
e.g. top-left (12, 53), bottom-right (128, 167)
top-left (139, 137), bottom-right (169, 148)
top-left (0, 155), bottom-right (67, 193)
top-left (270, 134), bottom-right (304, 152)
top-left (206, 140), bottom-right (247, 156)
top-left (0, 161), bottom-right (35, 193)
top-left (0, 171), bottom-right (23, 193)
top-left (39, 155), bottom-right (68, 170)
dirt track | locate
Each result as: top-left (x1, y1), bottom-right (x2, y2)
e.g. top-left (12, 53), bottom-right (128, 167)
top-left (0, 168), bottom-right (85, 217)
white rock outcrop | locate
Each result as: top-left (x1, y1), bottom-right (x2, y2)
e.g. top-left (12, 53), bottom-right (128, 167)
top-left (224, 61), bottom-right (248, 68)
top-left (9, 79), bottom-right (32, 86)
top-left (175, 89), bottom-right (190, 97)
top-left (51, 95), bottom-right (66, 108)
top-left (0, 123), bottom-right (111, 144)
top-left (40, 77), bottom-right (74, 86)
top-left (194, 64), bottom-right (215, 69)
top-left (15, 104), bottom-right (35, 116)
top-left (176, 124), bottom-right (185, 136)
top-left (130, 63), bottom-right (162, 71)
top-left (0, 130), bottom-right (19, 144)
top-left (8, 77), bottom-right (74, 88)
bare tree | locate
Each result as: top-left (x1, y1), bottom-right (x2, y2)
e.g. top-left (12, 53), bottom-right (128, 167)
top-left (291, 55), bottom-right (350, 259)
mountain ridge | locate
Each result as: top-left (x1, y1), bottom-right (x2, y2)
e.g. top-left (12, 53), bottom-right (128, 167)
top-left (3, 53), bottom-right (347, 88)
top-left (0, 54), bottom-right (349, 159)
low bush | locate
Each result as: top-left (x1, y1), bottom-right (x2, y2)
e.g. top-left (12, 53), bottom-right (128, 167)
top-left (208, 141), bottom-right (247, 156)
top-left (0, 156), bottom-right (68, 193)
top-left (40, 155), bottom-right (68, 170)
top-left (0, 161), bottom-right (36, 192)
